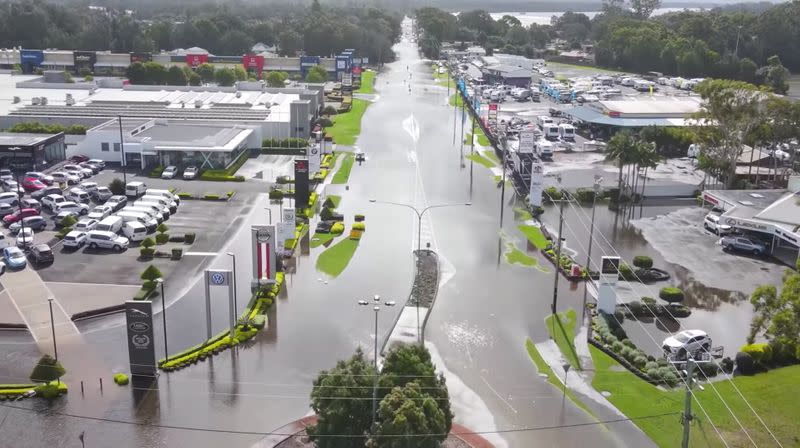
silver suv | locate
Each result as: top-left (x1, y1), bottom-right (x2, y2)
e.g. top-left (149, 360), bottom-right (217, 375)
top-left (703, 213), bottom-right (731, 235)
top-left (720, 236), bottom-right (767, 256)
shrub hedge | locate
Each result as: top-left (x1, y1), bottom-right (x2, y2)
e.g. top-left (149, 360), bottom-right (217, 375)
top-left (113, 373), bottom-right (129, 386)
top-left (331, 222), bottom-right (345, 235)
top-left (184, 233), bottom-right (196, 244)
top-left (155, 233), bottom-right (169, 245)
top-left (632, 255), bottom-right (653, 269)
top-left (659, 287), bottom-right (685, 304)
top-left (740, 343), bottom-right (772, 364)
top-left (352, 222), bottom-right (365, 231)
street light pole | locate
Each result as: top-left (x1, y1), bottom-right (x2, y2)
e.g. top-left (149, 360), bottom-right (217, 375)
top-left (561, 363), bottom-right (571, 408)
top-left (264, 207), bottom-right (272, 225)
top-left (156, 279), bottom-right (169, 363)
top-left (582, 176), bottom-right (602, 323)
top-left (226, 252), bottom-right (238, 320)
top-left (551, 188), bottom-right (566, 338)
top-left (118, 115), bottom-right (127, 185)
top-left (358, 295), bottom-right (396, 434)
top-left (48, 298), bottom-right (58, 361)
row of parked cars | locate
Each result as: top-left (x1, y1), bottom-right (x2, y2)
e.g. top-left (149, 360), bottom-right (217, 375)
top-left (703, 210), bottom-right (768, 256)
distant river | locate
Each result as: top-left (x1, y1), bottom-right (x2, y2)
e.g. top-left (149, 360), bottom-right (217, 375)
top-left (482, 8), bottom-right (699, 26)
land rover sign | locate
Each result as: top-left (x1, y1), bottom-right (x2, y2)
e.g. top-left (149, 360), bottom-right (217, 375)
top-left (125, 300), bottom-right (156, 377)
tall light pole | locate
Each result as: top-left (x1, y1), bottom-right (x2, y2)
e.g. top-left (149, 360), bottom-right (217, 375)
top-left (155, 279), bottom-right (169, 363)
top-left (358, 295), bottom-right (396, 434)
top-left (226, 252), bottom-right (238, 319)
top-left (581, 176), bottom-right (602, 323)
top-left (368, 199), bottom-right (471, 252)
top-left (47, 298), bottom-right (58, 361)
top-left (118, 115), bottom-right (127, 185)
top-left (550, 180), bottom-right (567, 339)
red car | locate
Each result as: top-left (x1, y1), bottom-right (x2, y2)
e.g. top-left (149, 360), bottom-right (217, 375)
top-left (69, 155), bottom-right (90, 163)
top-left (3, 208), bottom-right (40, 225)
top-left (21, 177), bottom-right (46, 192)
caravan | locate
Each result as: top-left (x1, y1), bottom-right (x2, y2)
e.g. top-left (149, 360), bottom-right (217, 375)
top-left (558, 124), bottom-right (575, 141)
top-left (536, 140), bottom-right (554, 159)
top-left (543, 123), bottom-right (561, 140)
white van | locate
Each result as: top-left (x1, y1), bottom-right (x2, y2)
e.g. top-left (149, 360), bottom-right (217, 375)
top-left (116, 211), bottom-right (157, 232)
top-left (544, 124), bottom-right (561, 140)
top-left (0, 192), bottom-right (19, 207)
top-left (537, 115), bottom-right (554, 129)
top-left (145, 189), bottom-right (180, 206)
top-left (537, 140), bottom-right (554, 159)
top-left (95, 216), bottom-right (123, 234)
top-left (122, 221), bottom-right (148, 242)
top-left (130, 202), bottom-right (168, 220)
top-left (558, 123), bottom-right (575, 141)
top-left (489, 89), bottom-right (505, 102)
top-left (123, 205), bottom-right (164, 224)
top-left (125, 181), bottom-right (147, 198)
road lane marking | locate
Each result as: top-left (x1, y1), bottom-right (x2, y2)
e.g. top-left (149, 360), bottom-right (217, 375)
top-left (184, 252), bottom-right (218, 256)
top-left (481, 375), bottom-right (519, 414)
top-left (2, 287), bottom-right (36, 342)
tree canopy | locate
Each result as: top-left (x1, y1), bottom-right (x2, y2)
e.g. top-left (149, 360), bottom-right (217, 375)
top-left (305, 65), bottom-right (328, 83)
top-left (30, 354), bottom-right (65, 382)
top-left (748, 259), bottom-right (800, 361)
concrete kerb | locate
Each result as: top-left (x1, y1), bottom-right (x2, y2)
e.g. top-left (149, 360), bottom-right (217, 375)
top-left (419, 249), bottom-right (440, 343)
top-left (379, 248), bottom-right (419, 355)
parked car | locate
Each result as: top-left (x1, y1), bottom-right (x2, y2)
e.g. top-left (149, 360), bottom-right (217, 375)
top-left (2, 180), bottom-right (25, 195)
top-left (183, 166), bottom-right (199, 180)
top-left (32, 186), bottom-right (63, 201)
top-left (21, 177), bottom-right (46, 192)
top-left (3, 208), bottom-right (40, 226)
top-left (87, 205), bottom-right (113, 221)
top-left (9, 216), bottom-right (47, 233)
top-left (0, 204), bottom-right (14, 217)
top-left (55, 201), bottom-right (89, 216)
top-left (74, 218), bottom-right (99, 232)
top-left (62, 230), bottom-right (87, 249)
top-left (79, 162), bottom-right (101, 174)
top-left (69, 154), bottom-right (89, 163)
top-left (41, 194), bottom-right (67, 211)
top-left (106, 195), bottom-right (127, 212)
top-left (662, 329), bottom-right (711, 359)
top-left (703, 213), bottom-right (732, 235)
top-left (3, 246), bottom-right (27, 269)
top-left (15, 227), bottom-right (34, 248)
top-left (85, 230), bottom-right (129, 251)
top-left (91, 187), bottom-right (113, 203)
top-left (29, 244), bottom-right (54, 265)
top-left (79, 181), bottom-right (99, 193)
top-left (720, 235), bottom-right (767, 255)
top-left (63, 164), bottom-right (92, 178)
top-left (20, 198), bottom-right (40, 212)
top-left (161, 165), bottom-right (178, 179)
top-left (66, 188), bottom-right (91, 203)
top-left (52, 211), bottom-right (78, 227)
top-left (87, 159), bottom-right (105, 169)
top-left (0, 169), bottom-right (13, 181)
top-left (51, 172), bottom-right (80, 185)
top-left (25, 171), bottom-right (54, 185)
top-left (125, 181), bottom-right (147, 198)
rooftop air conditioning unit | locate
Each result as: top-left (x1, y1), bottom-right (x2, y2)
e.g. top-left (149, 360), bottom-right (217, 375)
top-left (40, 97), bottom-right (48, 105)
top-left (12, 96), bottom-right (19, 104)
top-left (194, 99), bottom-right (203, 108)
top-left (32, 97), bottom-right (41, 106)
top-left (65, 94), bottom-right (74, 106)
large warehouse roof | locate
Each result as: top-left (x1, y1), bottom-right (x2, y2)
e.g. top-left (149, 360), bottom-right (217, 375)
top-left (591, 97), bottom-right (703, 117)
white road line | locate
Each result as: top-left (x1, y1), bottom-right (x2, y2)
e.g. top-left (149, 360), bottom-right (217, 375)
top-left (2, 288), bottom-right (36, 342)
top-left (481, 375), bottom-right (519, 414)
top-left (44, 281), bottom-right (140, 287)
top-left (184, 252), bottom-right (218, 257)
top-left (45, 283), bottom-right (80, 335)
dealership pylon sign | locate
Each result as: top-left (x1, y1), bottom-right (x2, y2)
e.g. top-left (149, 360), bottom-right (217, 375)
top-left (125, 300), bottom-right (156, 377)
top-left (252, 225), bottom-right (277, 285)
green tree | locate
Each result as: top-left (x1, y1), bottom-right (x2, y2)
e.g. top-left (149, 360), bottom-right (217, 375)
top-left (757, 55), bottom-right (790, 95)
top-left (305, 65), bottom-right (328, 83)
top-left (140, 264), bottom-right (163, 283)
top-left (373, 382), bottom-right (449, 448)
top-left (196, 63), bottom-right (216, 84)
top-left (307, 348), bottom-right (375, 448)
top-left (125, 61), bottom-right (147, 85)
top-left (214, 68), bottom-right (236, 87)
top-left (108, 178), bottom-right (125, 196)
top-left (188, 72), bottom-right (202, 86)
top-left (692, 79), bottom-right (767, 188)
top-left (166, 65), bottom-right (187, 86)
top-left (748, 261), bottom-right (800, 359)
top-left (605, 131), bottom-right (640, 200)
top-left (143, 61), bottom-right (167, 85)
top-left (630, 0), bottom-right (662, 19)
top-left (233, 66), bottom-right (247, 82)
top-left (156, 223), bottom-right (169, 234)
top-left (277, 29), bottom-right (303, 56)
top-left (266, 71), bottom-right (288, 87)
top-left (218, 30), bottom-right (253, 56)
top-left (30, 354), bottom-right (65, 382)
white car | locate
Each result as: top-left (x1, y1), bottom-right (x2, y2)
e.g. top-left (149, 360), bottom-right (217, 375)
top-left (0, 192), bottom-right (20, 207)
top-left (92, 187), bottom-right (113, 203)
top-left (703, 213), bottom-right (732, 235)
top-left (74, 218), bottom-right (99, 232)
top-left (662, 329), bottom-right (712, 359)
top-left (41, 194), bottom-right (67, 211)
top-left (85, 230), bottom-right (129, 251)
top-left (87, 205), bottom-right (112, 221)
top-left (2, 180), bottom-right (25, 195)
top-left (183, 166), bottom-right (199, 180)
top-left (66, 188), bottom-right (90, 203)
top-left (79, 181), bottom-right (98, 193)
top-left (87, 159), bottom-right (106, 169)
top-left (63, 164), bottom-right (92, 179)
top-left (51, 172), bottom-right (80, 185)
top-left (55, 201), bottom-right (89, 216)
top-left (62, 230), bottom-right (87, 249)
top-left (161, 166), bottom-right (178, 179)
top-left (15, 227), bottom-right (34, 248)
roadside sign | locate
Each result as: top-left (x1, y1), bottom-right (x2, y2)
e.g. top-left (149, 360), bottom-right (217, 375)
top-left (125, 301), bottom-right (156, 377)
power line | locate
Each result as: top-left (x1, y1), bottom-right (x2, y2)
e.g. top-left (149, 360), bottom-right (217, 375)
top-left (562, 193), bottom-right (781, 446)
top-left (0, 401), bottom-right (679, 438)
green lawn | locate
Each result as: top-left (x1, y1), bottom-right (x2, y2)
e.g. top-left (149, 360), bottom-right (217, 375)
top-left (525, 339), bottom-right (595, 417)
top-left (590, 346), bottom-right (800, 447)
top-left (449, 94), bottom-right (464, 107)
top-left (483, 150), bottom-right (501, 165)
top-left (327, 99), bottom-right (369, 146)
top-left (473, 126), bottom-right (491, 146)
top-left (332, 153), bottom-right (355, 184)
top-left (316, 238), bottom-right (360, 277)
top-left (506, 247), bottom-right (537, 266)
top-left (545, 309), bottom-right (581, 371)
top-left (326, 194), bottom-right (342, 208)
top-left (356, 70), bottom-right (376, 94)
top-left (518, 225), bottom-right (550, 250)
top-left (433, 68), bottom-right (452, 86)
top-left (466, 152), bottom-right (495, 169)
top-left (514, 206), bottom-right (533, 222)
top-left (310, 232), bottom-right (339, 248)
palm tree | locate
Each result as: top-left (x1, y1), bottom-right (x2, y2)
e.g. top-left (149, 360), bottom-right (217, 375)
top-left (636, 142), bottom-right (662, 202)
top-left (605, 131), bottom-right (639, 202)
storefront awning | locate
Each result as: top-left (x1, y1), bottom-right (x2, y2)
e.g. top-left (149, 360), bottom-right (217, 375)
top-left (563, 106), bottom-right (689, 127)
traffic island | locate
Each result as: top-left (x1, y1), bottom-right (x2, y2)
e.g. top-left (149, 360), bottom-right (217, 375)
top-left (384, 250), bottom-right (440, 349)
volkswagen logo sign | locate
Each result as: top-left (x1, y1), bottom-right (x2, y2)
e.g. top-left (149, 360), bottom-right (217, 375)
top-left (256, 228), bottom-right (271, 243)
top-left (131, 334), bottom-right (150, 349)
top-left (210, 272), bottom-right (226, 285)
top-left (129, 322), bottom-right (150, 333)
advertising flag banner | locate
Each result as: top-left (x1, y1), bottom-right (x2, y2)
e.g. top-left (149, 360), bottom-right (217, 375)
top-left (186, 54), bottom-right (208, 67)
top-left (125, 301), bottom-right (156, 377)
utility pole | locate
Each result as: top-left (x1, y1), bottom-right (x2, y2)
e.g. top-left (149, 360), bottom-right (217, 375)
top-left (581, 176), bottom-right (602, 323)
top-left (681, 360), bottom-right (696, 448)
top-left (499, 131), bottom-right (508, 227)
top-left (551, 191), bottom-right (566, 330)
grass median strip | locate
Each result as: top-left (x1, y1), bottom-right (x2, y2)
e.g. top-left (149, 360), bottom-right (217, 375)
top-left (327, 99), bottom-right (369, 146)
top-left (449, 94), bottom-right (464, 107)
top-left (332, 153), bottom-right (355, 184)
top-left (525, 339), bottom-right (594, 417)
top-left (519, 225), bottom-right (549, 250)
top-left (483, 150), bottom-right (501, 165)
top-left (466, 152), bottom-right (495, 168)
top-left (316, 238), bottom-right (360, 277)
top-left (356, 70), bottom-right (376, 94)
top-left (545, 309), bottom-right (581, 371)
top-left (590, 346), bottom-right (800, 447)
top-left (310, 232), bottom-right (338, 248)
top-left (506, 247), bottom-right (537, 266)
